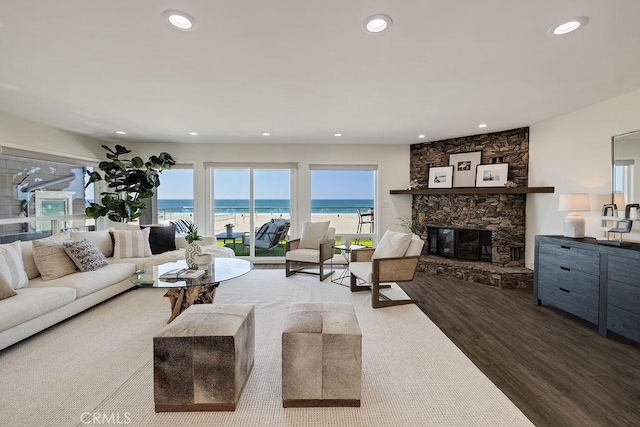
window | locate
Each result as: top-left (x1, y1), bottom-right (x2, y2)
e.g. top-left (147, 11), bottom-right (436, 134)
top-left (0, 152), bottom-right (91, 236)
top-left (155, 168), bottom-right (195, 222)
top-left (309, 166), bottom-right (376, 246)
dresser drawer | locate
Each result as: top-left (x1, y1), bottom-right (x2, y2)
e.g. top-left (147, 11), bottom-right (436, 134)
top-left (608, 279), bottom-right (640, 316)
top-left (538, 242), bottom-right (599, 276)
top-left (537, 256), bottom-right (599, 299)
top-left (607, 305), bottom-right (640, 343)
top-left (538, 282), bottom-right (599, 324)
top-left (608, 256), bottom-right (640, 288)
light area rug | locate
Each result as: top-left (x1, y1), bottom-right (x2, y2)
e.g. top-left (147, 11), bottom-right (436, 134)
top-left (0, 269), bottom-right (532, 427)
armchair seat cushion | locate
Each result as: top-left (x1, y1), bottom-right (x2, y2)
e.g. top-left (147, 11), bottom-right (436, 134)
top-left (285, 249), bottom-right (322, 264)
top-left (349, 261), bottom-right (373, 283)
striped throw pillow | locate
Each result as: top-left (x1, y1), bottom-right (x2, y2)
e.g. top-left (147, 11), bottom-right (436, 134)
top-left (0, 241), bottom-right (29, 293)
top-left (112, 228), bottom-right (152, 259)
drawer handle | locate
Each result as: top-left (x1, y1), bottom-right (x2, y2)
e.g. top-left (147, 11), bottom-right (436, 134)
top-left (560, 245), bottom-right (571, 250)
top-left (560, 266), bottom-right (570, 271)
top-left (559, 287), bottom-right (570, 293)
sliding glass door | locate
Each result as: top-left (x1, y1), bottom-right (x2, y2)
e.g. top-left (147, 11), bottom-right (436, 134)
top-left (209, 165), bottom-right (294, 259)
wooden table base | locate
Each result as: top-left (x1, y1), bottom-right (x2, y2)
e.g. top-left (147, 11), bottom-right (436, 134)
top-left (163, 284), bottom-right (217, 323)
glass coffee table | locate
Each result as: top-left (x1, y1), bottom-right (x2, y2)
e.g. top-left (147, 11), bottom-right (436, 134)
top-left (130, 258), bottom-right (253, 322)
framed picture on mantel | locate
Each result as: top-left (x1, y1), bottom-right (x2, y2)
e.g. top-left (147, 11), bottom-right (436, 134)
top-left (475, 163), bottom-right (509, 187)
top-left (449, 151), bottom-right (481, 187)
top-left (428, 165), bottom-right (454, 188)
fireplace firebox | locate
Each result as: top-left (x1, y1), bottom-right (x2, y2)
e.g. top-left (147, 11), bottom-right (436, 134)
top-left (428, 227), bottom-right (492, 262)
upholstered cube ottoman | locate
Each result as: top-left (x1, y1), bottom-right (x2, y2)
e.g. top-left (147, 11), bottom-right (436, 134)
top-left (282, 302), bottom-right (362, 407)
top-left (154, 304), bottom-right (255, 412)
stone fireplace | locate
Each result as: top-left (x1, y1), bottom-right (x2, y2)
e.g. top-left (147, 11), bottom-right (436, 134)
top-left (408, 127), bottom-right (534, 288)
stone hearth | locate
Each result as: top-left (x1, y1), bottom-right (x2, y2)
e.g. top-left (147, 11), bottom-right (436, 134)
top-left (409, 127), bottom-right (533, 289)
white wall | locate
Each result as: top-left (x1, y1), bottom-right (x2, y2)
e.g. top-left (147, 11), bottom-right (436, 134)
top-left (527, 88), bottom-right (640, 268)
top-left (119, 142), bottom-right (412, 238)
top-left (0, 112), bottom-right (104, 161)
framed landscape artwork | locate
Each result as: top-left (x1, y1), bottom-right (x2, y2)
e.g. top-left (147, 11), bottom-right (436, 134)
top-left (475, 163), bottom-right (509, 187)
top-left (449, 151), bottom-right (482, 187)
top-left (428, 165), bottom-right (454, 188)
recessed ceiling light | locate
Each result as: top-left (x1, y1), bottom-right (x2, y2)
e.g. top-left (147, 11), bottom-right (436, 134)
top-left (549, 16), bottom-right (588, 36)
top-left (188, 132), bottom-right (198, 136)
top-left (262, 132), bottom-right (271, 136)
top-left (478, 123), bottom-right (488, 129)
top-left (418, 134), bottom-right (426, 139)
top-left (334, 133), bottom-right (343, 137)
top-left (115, 130), bottom-right (127, 135)
top-left (363, 14), bottom-right (392, 34)
top-left (163, 10), bottom-right (197, 31)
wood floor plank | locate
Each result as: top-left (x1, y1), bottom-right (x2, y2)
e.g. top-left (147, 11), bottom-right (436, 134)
top-left (398, 272), bottom-right (640, 427)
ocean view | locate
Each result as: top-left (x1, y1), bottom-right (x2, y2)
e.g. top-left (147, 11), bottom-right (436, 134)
top-left (157, 199), bottom-right (374, 215)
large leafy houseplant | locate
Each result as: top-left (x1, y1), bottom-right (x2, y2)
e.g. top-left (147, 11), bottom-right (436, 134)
top-left (85, 144), bottom-right (175, 222)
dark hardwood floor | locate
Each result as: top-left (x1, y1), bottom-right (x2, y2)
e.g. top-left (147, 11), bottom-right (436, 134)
top-left (398, 272), bottom-right (640, 427)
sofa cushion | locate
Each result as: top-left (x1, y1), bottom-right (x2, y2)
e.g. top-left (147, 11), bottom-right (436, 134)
top-left (299, 221), bottom-right (330, 249)
top-left (0, 241), bottom-right (29, 291)
top-left (372, 230), bottom-right (413, 260)
top-left (0, 280), bottom-right (16, 300)
top-left (349, 261), bottom-right (373, 283)
top-left (19, 241), bottom-right (40, 280)
top-left (285, 248), bottom-right (321, 263)
top-left (112, 228), bottom-right (152, 259)
top-left (0, 287), bottom-right (77, 333)
top-left (63, 239), bottom-right (108, 271)
top-left (28, 263), bottom-right (135, 299)
top-left (70, 230), bottom-right (114, 257)
top-left (32, 239), bottom-right (78, 281)
top-left (141, 224), bottom-right (177, 255)
top-left (107, 250), bottom-right (184, 270)
top-left (405, 235), bottom-right (425, 257)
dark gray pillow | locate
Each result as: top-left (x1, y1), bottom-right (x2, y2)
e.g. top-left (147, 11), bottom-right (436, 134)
top-left (142, 224), bottom-right (177, 255)
top-left (63, 239), bottom-right (108, 272)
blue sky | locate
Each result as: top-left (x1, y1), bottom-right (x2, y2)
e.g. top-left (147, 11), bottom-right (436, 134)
top-left (157, 169), bottom-right (374, 200)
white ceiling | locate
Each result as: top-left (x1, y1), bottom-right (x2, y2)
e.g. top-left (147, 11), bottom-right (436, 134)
top-left (1, 1), bottom-right (640, 145)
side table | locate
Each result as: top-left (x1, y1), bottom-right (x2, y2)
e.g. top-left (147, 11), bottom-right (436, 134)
top-left (331, 244), bottom-right (366, 287)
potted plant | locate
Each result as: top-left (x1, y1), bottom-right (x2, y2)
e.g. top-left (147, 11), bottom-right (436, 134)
top-left (185, 223), bottom-right (202, 244)
top-left (184, 223), bottom-right (203, 268)
top-left (85, 144), bottom-right (175, 223)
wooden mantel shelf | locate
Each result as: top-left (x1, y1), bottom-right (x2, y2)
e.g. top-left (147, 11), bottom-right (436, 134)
top-left (389, 186), bottom-right (554, 196)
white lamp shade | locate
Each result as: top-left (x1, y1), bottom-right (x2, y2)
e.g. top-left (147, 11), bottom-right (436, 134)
top-left (558, 193), bottom-right (590, 212)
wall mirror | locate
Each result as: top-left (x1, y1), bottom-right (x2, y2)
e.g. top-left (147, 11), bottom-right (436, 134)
top-left (612, 130), bottom-right (640, 219)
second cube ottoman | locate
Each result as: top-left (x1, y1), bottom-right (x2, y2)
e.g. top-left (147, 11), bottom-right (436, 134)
top-left (282, 302), bottom-right (362, 407)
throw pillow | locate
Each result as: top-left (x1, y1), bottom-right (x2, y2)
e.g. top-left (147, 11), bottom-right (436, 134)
top-left (70, 230), bottom-right (114, 257)
top-left (112, 228), bottom-right (152, 259)
top-left (0, 279), bottom-right (16, 300)
top-left (372, 230), bottom-right (413, 260)
top-left (32, 239), bottom-right (78, 281)
top-left (0, 241), bottom-right (28, 292)
top-left (299, 221), bottom-right (330, 249)
top-left (63, 240), bottom-right (108, 272)
top-left (141, 224), bottom-right (177, 255)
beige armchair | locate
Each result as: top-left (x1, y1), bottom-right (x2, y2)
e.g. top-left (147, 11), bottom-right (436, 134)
top-left (285, 222), bottom-right (335, 281)
top-left (349, 232), bottom-right (424, 308)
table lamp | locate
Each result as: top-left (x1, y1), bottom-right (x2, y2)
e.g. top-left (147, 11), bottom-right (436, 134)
top-left (558, 193), bottom-right (590, 238)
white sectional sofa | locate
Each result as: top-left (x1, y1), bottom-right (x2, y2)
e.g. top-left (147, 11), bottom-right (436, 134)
top-left (0, 228), bottom-right (233, 351)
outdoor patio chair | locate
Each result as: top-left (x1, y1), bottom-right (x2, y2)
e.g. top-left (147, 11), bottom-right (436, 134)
top-left (247, 218), bottom-right (290, 252)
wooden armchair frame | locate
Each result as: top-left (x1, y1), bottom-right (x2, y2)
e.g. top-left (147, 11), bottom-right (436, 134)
top-left (285, 238), bottom-right (335, 281)
top-left (349, 248), bottom-right (420, 308)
